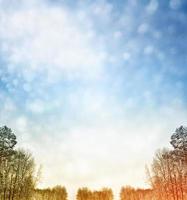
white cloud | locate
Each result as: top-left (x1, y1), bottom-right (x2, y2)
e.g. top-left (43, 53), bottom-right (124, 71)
top-left (26, 99), bottom-right (46, 114)
top-left (144, 45), bottom-right (154, 55)
top-left (15, 116), bottom-right (28, 132)
top-left (169, 0), bottom-right (181, 10)
top-left (91, 0), bottom-right (113, 19)
top-left (137, 23), bottom-right (149, 34)
top-left (122, 52), bottom-right (131, 61)
top-left (0, 2), bottom-right (106, 82)
top-left (113, 31), bottom-right (122, 39)
top-left (152, 30), bottom-right (162, 39)
top-left (146, 0), bottom-right (159, 14)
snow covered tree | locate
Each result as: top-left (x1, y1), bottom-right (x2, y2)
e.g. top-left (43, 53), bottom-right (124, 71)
top-left (170, 126), bottom-right (187, 163)
top-left (0, 126), bottom-right (17, 159)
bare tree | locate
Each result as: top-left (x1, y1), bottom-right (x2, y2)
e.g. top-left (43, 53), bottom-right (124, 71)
top-left (0, 126), bottom-right (37, 200)
top-left (147, 126), bottom-right (187, 200)
top-left (77, 187), bottom-right (92, 200)
top-left (35, 186), bottom-right (68, 200)
top-left (76, 187), bottom-right (113, 200)
top-left (120, 186), bottom-right (152, 200)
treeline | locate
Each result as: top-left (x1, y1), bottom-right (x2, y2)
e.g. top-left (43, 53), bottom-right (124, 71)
top-left (34, 186), bottom-right (152, 200)
top-left (34, 186), bottom-right (68, 200)
top-left (120, 187), bottom-right (152, 200)
top-left (76, 187), bottom-right (153, 200)
top-left (1, 125), bottom-right (186, 200)
top-left (76, 188), bottom-right (113, 200)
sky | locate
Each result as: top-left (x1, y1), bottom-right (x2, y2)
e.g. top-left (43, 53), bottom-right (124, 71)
top-left (0, 0), bottom-right (187, 198)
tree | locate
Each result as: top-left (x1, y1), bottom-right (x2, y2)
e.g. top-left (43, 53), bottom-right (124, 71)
top-left (170, 126), bottom-right (187, 150)
top-left (76, 188), bottom-right (113, 200)
top-left (0, 126), bottom-right (37, 200)
top-left (99, 188), bottom-right (113, 200)
top-left (147, 126), bottom-right (187, 200)
top-left (120, 186), bottom-right (136, 200)
top-left (77, 187), bottom-right (92, 200)
top-left (170, 126), bottom-right (187, 163)
top-left (120, 186), bottom-right (152, 200)
top-left (52, 185), bottom-right (68, 200)
top-left (0, 126), bottom-right (17, 159)
top-left (35, 186), bottom-right (68, 200)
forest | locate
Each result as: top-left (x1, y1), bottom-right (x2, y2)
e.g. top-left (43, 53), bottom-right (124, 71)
top-left (0, 125), bottom-right (186, 200)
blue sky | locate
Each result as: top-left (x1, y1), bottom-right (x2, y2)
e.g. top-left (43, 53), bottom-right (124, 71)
top-left (0, 0), bottom-right (187, 197)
